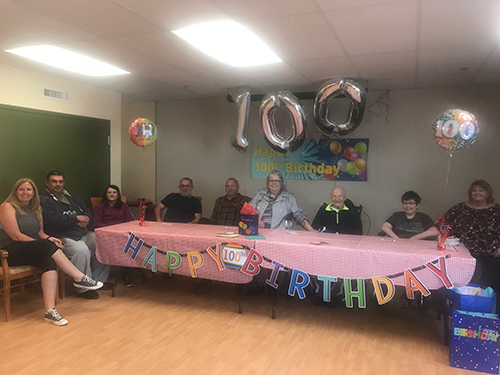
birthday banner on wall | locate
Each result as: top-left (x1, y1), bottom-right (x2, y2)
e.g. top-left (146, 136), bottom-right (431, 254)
top-left (123, 233), bottom-right (454, 308)
top-left (251, 138), bottom-right (369, 181)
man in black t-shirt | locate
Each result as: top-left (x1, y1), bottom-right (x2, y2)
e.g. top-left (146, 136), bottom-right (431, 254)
top-left (380, 190), bottom-right (437, 240)
top-left (154, 177), bottom-right (202, 223)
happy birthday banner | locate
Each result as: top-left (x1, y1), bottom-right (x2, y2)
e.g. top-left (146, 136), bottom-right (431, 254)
top-left (251, 138), bottom-right (369, 181)
top-left (123, 233), bottom-right (454, 308)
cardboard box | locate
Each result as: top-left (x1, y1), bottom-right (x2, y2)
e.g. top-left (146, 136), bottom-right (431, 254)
top-left (450, 310), bottom-right (500, 374)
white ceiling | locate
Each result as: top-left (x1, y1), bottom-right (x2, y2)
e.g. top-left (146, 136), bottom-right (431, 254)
top-left (1, 0), bottom-right (500, 102)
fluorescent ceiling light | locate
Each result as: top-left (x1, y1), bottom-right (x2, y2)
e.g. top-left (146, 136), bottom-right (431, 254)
top-left (5, 45), bottom-right (130, 76)
top-left (173, 20), bottom-right (282, 67)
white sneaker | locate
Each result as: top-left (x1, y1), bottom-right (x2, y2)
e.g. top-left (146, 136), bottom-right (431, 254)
top-left (73, 275), bottom-right (103, 290)
top-left (44, 308), bottom-right (68, 326)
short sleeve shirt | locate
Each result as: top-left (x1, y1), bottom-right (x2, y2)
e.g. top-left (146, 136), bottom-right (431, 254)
top-left (160, 193), bottom-right (202, 223)
top-left (385, 211), bottom-right (434, 239)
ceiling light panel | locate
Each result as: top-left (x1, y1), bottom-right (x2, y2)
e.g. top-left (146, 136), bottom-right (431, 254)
top-left (5, 45), bottom-right (130, 76)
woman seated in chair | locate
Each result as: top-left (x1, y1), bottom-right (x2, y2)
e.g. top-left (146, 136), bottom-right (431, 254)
top-left (0, 178), bottom-right (103, 326)
top-left (250, 170), bottom-right (314, 231)
top-left (93, 185), bottom-right (135, 286)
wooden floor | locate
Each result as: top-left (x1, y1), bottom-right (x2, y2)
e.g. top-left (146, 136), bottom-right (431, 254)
top-left (1, 271), bottom-right (470, 375)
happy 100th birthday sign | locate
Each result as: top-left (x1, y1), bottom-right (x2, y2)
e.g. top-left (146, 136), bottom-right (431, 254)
top-left (123, 233), bottom-right (454, 308)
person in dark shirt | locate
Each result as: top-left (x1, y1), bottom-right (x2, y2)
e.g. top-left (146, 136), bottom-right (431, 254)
top-left (441, 180), bottom-right (500, 311)
top-left (381, 190), bottom-right (437, 240)
top-left (154, 177), bottom-right (202, 223)
top-left (210, 178), bottom-right (250, 226)
top-left (40, 170), bottom-right (110, 300)
top-left (312, 187), bottom-right (362, 234)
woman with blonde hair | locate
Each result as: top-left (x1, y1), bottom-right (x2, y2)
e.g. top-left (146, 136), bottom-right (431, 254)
top-left (0, 178), bottom-right (103, 326)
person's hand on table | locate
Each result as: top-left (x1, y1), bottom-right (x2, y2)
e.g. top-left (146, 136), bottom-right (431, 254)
top-left (258, 219), bottom-right (265, 228)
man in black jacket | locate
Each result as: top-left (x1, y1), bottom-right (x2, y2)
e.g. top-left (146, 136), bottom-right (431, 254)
top-left (312, 187), bottom-right (362, 235)
top-left (310, 187), bottom-right (363, 307)
top-left (40, 170), bottom-right (109, 299)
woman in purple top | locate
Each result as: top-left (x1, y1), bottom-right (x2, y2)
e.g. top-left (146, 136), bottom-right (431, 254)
top-left (93, 185), bottom-right (135, 286)
top-left (93, 185), bottom-right (135, 228)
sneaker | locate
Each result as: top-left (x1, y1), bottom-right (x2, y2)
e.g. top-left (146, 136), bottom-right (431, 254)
top-left (79, 290), bottom-right (99, 299)
top-left (100, 281), bottom-right (114, 291)
top-left (123, 273), bottom-right (134, 288)
top-left (44, 308), bottom-right (68, 326)
top-left (73, 275), bottom-right (103, 290)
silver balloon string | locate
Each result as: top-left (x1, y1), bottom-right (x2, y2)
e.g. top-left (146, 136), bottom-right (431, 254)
top-left (440, 153), bottom-right (453, 217)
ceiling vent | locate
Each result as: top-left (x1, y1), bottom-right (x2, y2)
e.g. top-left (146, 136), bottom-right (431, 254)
top-left (43, 88), bottom-right (69, 102)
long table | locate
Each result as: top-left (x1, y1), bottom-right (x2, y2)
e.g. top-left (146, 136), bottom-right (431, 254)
top-left (95, 221), bottom-right (475, 290)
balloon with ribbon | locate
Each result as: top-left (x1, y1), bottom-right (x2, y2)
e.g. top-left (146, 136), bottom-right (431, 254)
top-left (432, 109), bottom-right (479, 152)
top-left (260, 91), bottom-right (308, 154)
top-left (129, 118), bottom-right (158, 148)
top-left (230, 91), bottom-right (251, 152)
top-left (313, 78), bottom-right (367, 137)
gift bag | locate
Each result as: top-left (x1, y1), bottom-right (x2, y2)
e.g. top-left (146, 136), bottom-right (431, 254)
top-left (446, 285), bottom-right (496, 314)
top-left (239, 202), bottom-right (259, 235)
top-left (450, 310), bottom-right (500, 374)
top-left (239, 214), bottom-right (258, 235)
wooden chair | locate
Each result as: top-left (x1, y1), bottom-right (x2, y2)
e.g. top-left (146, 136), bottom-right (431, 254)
top-left (0, 249), bottom-right (43, 321)
top-left (91, 196), bottom-right (127, 210)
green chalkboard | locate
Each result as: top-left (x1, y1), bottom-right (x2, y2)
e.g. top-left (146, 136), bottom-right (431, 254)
top-left (0, 104), bottom-right (110, 208)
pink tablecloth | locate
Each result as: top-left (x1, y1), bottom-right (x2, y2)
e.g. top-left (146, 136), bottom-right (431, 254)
top-left (255, 229), bottom-right (475, 289)
top-left (95, 222), bottom-right (476, 289)
top-left (95, 221), bottom-right (253, 284)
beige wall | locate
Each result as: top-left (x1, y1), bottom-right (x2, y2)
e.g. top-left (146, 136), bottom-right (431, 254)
top-left (152, 85), bottom-right (500, 234)
top-left (121, 102), bottom-right (156, 202)
top-left (0, 63), bottom-right (122, 185)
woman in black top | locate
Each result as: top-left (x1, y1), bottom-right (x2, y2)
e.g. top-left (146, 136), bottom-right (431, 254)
top-left (442, 180), bottom-right (500, 311)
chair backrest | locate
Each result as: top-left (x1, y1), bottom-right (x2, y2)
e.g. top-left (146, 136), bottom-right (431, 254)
top-left (91, 196), bottom-right (126, 209)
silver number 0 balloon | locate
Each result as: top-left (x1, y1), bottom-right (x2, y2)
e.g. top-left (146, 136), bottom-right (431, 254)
top-left (313, 78), bottom-right (367, 137)
top-left (259, 91), bottom-right (308, 154)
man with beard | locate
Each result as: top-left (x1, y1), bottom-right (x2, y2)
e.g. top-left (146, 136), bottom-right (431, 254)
top-left (155, 177), bottom-right (202, 223)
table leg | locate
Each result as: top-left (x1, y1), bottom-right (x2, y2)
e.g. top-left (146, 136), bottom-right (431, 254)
top-left (271, 291), bottom-right (278, 319)
top-left (112, 277), bottom-right (120, 297)
top-left (238, 283), bottom-right (249, 314)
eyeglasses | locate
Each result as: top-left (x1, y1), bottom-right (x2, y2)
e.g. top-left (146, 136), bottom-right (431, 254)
top-left (268, 180), bottom-right (281, 184)
top-left (402, 201), bottom-right (416, 206)
top-left (179, 185), bottom-right (192, 188)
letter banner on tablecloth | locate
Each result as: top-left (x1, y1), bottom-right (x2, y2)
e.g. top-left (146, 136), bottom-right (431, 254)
top-left (251, 138), bottom-right (369, 181)
top-left (123, 233), bottom-right (454, 309)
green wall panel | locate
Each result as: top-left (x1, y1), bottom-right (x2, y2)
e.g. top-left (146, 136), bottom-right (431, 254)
top-left (0, 104), bottom-right (110, 208)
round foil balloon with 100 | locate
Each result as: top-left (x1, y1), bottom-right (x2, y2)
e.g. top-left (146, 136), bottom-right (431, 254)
top-left (230, 91), bottom-right (251, 152)
top-left (129, 118), bottom-right (158, 148)
top-left (260, 91), bottom-right (308, 154)
top-left (432, 109), bottom-right (479, 152)
top-left (313, 78), bottom-right (367, 137)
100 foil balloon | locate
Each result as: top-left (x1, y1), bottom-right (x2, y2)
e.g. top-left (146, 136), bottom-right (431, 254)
top-left (433, 109), bottom-right (478, 152)
top-left (129, 118), bottom-right (158, 148)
